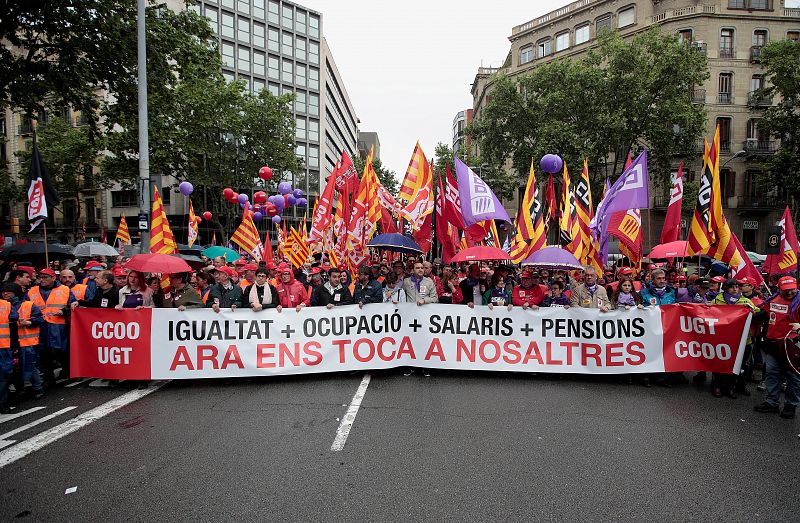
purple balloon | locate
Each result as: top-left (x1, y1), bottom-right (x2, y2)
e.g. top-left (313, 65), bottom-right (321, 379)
top-left (287, 195), bottom-right (297, 205)
top-left (292, 188), bottom-right (304, 198)
top-left (296, 198), bottom-right (307, 207)
top-left (253, 211), bottom-right (263, 222)
top-left (540, 154), bottom-right (563, 174)
top-left (271, 215), bottom-right (282, 224)
top-left (178, 181), bottom-right (194, 196)
top-left (273, 195), bottom-right (285, 209)
top-left (277, 181), bottom-right (292, 195)
top-left (237, 193), bottom-right (249, 204)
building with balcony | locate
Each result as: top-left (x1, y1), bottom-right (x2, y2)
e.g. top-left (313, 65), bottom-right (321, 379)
top-left (470, 0), bottom-right (800, 252)
top-left (452, 109), bottom-right (474, 153)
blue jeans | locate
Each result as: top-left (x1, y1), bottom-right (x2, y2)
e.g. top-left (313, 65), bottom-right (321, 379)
top-left (19, 347), bottom-right (43, 392)
top-left (763, 351), bottom-right (800, 407)
top-left (0, 349), bottom-right (12, 409)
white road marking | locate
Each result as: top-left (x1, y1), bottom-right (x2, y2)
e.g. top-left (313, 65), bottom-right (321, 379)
top-left (331, 374), bottom-right (371, 452)
top-left (64, 378), bottom-right (93, 388)
top-left (0, 407), bottom-right (47, 425)
top-left (0, 381), bottom-right (168, 468)
top-left (0, 407), bottom-right (78, 450)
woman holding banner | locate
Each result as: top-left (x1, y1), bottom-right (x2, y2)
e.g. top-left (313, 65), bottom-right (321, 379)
top-left (711, 278), bottom-right (760, 398)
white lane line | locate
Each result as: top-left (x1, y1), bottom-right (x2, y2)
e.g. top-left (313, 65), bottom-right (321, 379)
top-left (0, 407), bottom-right (47, 425)
top-left (331, 374), bottom-right (371, 452)
top-left (0, 407), bottom-right (78, 450)
top-left (64, 378), bottom-right (93, 388)
top-left (0, 381), bottom-right (168, 468)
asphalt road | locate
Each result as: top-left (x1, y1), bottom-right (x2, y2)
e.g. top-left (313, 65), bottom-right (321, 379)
top-left (0, 371), bottom-right (798, 522)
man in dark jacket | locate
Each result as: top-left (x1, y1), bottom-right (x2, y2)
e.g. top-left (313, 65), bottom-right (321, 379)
top-left (310, 267), bottom-right (353, 308)
top-left (79, 271), bottom-right (119, 309)
top-left (208, 266), bottom-right (244, 312)
top-left (354, 265), bottom-right (383, 307)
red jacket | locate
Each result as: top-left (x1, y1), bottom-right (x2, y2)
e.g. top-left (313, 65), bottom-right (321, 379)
top-left (512, 284), bottom-right (546, 306)
top-left (275, 272), bottom-right (308, 308)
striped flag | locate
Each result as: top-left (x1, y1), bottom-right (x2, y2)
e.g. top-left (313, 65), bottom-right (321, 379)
top-left (574, 159), bottom-right (595, 261)
top-left (211, 231), bottom-right (217, 246)
top-left (150, 187), bottom-right (177, 254)
top-left (560, 165), bottom-right (583, 259)
top-left (187, 199), bottom-right (199, 247)
top-left (284, 226), bottom-right (310, 268)
top-left (116, 213), bottom-right (131, 245)
top-left (510, 160), bottom-right (547, 263)
top-left (230, 211), bottom-right (263, 261)
top-left (399, 144), bottom-right (434, 229)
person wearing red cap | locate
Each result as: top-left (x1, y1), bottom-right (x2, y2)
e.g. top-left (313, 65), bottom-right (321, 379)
top-left (207, 266), bottom-right (243, 312)
top-left (512, 269), bottom-right (545, 309)
top-left (27, 268), bottom-right (77, 386)
top-left (112, 265), bottom-right (128, 289)
top-left (274, 263), bottom-right (308, 311)
top-left (264, 261), bottom-right (278, 286)
top-left (753, 275), bottom-right (800, 419)
top-left (238, 263), bottom-right (258, 291)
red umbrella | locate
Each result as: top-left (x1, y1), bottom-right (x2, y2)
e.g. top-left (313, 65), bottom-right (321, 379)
top-left (451, 246), bottom-right (511, 263)
top-left (124, 253), bottom-right (193, 274)
top-left (648, 240), bottom-right (688, 259)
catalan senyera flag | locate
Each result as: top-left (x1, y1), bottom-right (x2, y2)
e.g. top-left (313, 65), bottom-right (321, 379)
top-left (608, 208), bottom-right (643, 263)
top-left (150, 187), bottom-right (177, 255)
top-left (687, 126), bottom-right (741, 267)
top-left (230, 211), bottom-right (263, 261)
top-left (399, 145), bottom-right (434, 229)
top-left (116, 213), bottom-right (131, 245)
top-left (284, 226), bottom-right (311, 269)
top-left (510, 160), bottom-right (547, 263)
top-left (187, 199), bottom-right (199, 248)
top-left (346, 146), bottom-right (380, 267)
top-left (764, 206), bottom-right (799, 275)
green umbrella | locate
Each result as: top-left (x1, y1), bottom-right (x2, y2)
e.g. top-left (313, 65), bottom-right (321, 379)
top-left (201, 246), bottom-right (241, 262)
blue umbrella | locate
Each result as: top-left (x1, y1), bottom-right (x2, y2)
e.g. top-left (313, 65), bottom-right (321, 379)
top-left (201, 245), bottom-right (241, 262)
top-left (367, 233), bottom-right (423, 254)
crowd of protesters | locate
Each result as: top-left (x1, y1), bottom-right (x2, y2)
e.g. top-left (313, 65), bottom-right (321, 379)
top-left (0, 254), bottom-right (797, 420)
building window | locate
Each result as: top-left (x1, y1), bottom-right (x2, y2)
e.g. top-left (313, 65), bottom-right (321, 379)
top-left (221, 11), bottom-right (234, 38)
top-left (223, 71), bottom-right (235, 83)
top-left (238, 17), bottom-right (249, 42)
top-left (254, 78), bottom-right (265, 93)
top-left (268, 0), bottom-right (279, 24)
top-left (282, 5), bottom-right (292, 29)
top-left (720, 28), bottom-right (734, 58)
top-left (205, 7), bottom-right (218, 32)
top-left (536, 39), bottom-right (551, 58)
top-left (296, 10), bottom-right (306, 34)
top-left (309, 67), bottom-right (319, 89)
top-left (718, 72), bottom-right (733, 103)
top-left (788, 31), bottom-right (800, 41)
top-left (253, 22), bottom-right (265, 48)
top-left (309, 93), bottom-right (319, 115)
top-left (728, 0), bottom-right (745, 7)
top-left (555, 32), bottom-right (570, 52)
top-left (748, 0), bottom-right (769, 9)
top-left (282, 59), bottom-right (293, 82)
top-left (111, 190), bottom-right (138, 208)
top-left (309, 145), bottom-right (319, 168)
top-left (221, 0), bottom-right (234, 8)
top-left (296, 90), bottom-right (306, 113)
top-left (296, 63), bottom-right (306, 86)
top-left (750, 74), bottom-right (764, 92)
top-left (237, 0), bottom-right (249, 14)
top-left (717, 117), bottom-right (732, 152)
top-left (282, 32), bottom-right (293, 56)
top-left (253, 50), bottom-right (265, 76)
top-left (268, 55), bottom-right (279, 79)
top-left (161, 188), bottom-right (171, 205)
top-left (575, 24), bottom-right (590, 45)
top-left (618, 7), bottom-right (635, 28)
top-left (268, 27), bottom-right (279, 53)
top-left (309, 15), bottom-right (320, 38)
top-left (238, 47), bottom-right (250, 72)
top-left (519, 46), bottom-right (533, 65)
top-left (296, 118), bottom-right (306, 140)
top-left (752, 29), bottom-right (767, 47)
top-left (308, 119), bottom-right (319, 142)
top-left (596, 15), bottom-right (612, 35)
top-left (678, 28), bottom-right (693, 43)
top-left (221, 42), bottom-right (235, 68)
top-left (268, 83), bottom-right (280, 96)
top-left (309, 41), bottom-right (319, 64)
top-left (295, 38), bottom-right (306, 61)
top-left (253, 0), bottom-right (265, 19)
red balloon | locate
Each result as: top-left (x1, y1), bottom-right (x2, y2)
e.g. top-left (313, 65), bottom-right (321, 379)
top-left (253, 191), bottom-right (267, 204)
top-left (259, 166), bottom-right (273, 181)
top-left (222, 188), bottom-right (234, 200)
top-left (202, 211), bottom-right (212, 221)
top-left (229, 192), bottom-right (239, 203)
top-left (264, 203), bottom-right (278, 217)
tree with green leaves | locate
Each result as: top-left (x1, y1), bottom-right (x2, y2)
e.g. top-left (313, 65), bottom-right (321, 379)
top-left (468, 28), bottom-right (708, 199)
top-left (755, 39), bottom-right (800, 211)
top-left (353, 155), bottom-right (400, 197)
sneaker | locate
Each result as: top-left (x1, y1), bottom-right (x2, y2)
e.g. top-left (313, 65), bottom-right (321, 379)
top-left (402, 368), bottom-right (413, 377)
top-left (754, 401), bottom-right (780, 413)
top-left (779, 405), bottom-right (796, 419)
top-left (757, 381), bottom-right (766, 391)
top-left (33, 390), bottom-right (45, 400)
top-left (712, 387), bottom-right (723, 398)
top-left (422, 368), bottom-right (431, 377)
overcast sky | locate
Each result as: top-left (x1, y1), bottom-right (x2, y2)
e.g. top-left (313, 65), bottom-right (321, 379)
top-left (299, 0), bottom-right (800, 183)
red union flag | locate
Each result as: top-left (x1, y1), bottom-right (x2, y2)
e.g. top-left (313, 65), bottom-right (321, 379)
top-left (660, 162), bottom-right (684, 244)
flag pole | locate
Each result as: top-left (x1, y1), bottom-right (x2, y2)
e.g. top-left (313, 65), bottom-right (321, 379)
top-left (43, 222), bottom-right (49, 267)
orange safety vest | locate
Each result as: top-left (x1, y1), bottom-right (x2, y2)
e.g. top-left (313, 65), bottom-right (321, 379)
top-left (199, 286), bottom-right (210, 305)
top-left (70, 283), bottom-right (88, 301)
top-left (0, 300), bottom-right (11, 348)
top-left (16, 301), bottom-right (39, 347)
top-left (239, 279), bottom-right (253, 290)
top-left (28, 285), bottom-right (70, 325)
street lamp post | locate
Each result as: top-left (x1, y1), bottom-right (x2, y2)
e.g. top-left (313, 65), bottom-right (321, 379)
top-left (137, 0), bottom-right (151, 249)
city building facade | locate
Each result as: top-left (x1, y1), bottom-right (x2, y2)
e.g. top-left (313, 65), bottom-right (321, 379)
top-left (357, 131), bottom-right (381, 161)
top-left (471, 0), bottom-right (800, 252)
top-left (452, 108), bottom-right (473, 153)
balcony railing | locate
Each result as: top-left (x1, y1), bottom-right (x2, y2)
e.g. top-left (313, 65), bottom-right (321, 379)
top-left (692, 42), bottom-right (708, 55)
top-left (750, 46), bottom-right (763, 63)
top-left (691, 88), bottom-right (706, 103)
top-left (719, 48), bottom-right (735, 59)
top-left (748, 91), bottom-right (772, 107)
top-left (653, 195), bottom-right (670, 209)
top-left (736, 195), bottom-right (782, 210)
top-left (743, 139), bottom-right (777, 154)
top-left (717, 92), bottom-right (732, 104)
top-left (720, 141), bottom-right (731, 153)
top-left (18, 122), bottom-right (33, 135)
